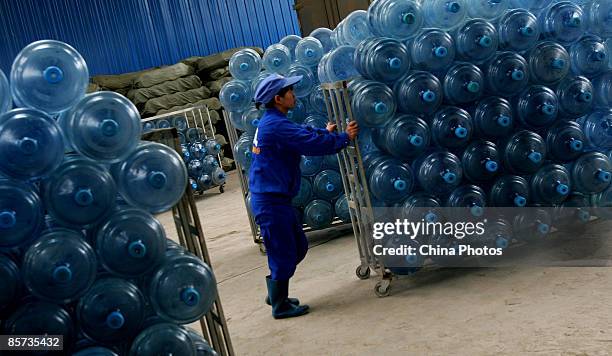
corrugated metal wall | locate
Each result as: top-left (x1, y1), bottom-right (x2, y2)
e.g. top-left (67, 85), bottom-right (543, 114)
top-left (0, 0), bottom-right (300, 76)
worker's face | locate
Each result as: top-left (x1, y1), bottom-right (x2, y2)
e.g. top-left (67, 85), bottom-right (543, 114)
top-left (274, 88), bottom-right (296, 111)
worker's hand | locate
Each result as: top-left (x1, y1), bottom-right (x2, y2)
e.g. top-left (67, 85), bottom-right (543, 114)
top-left (326, 122), bottom-right (337, 133)
top-left (345, 121), bottom-right (359, 140)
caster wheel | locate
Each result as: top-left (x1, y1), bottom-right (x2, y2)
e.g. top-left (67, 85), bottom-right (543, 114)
top-left (356, 265), bottom-right (370, 280)
top-left (374, 280), bottom-right (391, 298)
top-left (258, 243), bottom-right (267, 255)
top-left (219, 185), bottom-right (225, 193)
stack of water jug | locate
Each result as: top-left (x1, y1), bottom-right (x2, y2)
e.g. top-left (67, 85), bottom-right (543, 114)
top-left (221, 43), bottom-right (352, 230)
top-left (0, 40), bottom-right (218, 355)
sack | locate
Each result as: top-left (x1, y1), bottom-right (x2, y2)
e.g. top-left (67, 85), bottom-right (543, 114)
top-left (208, 67), bottom-right (230, 80)
top-left (128, 75), bottom-right (202, 108)
top-left (205, 77), bottom-right (233, 96)
top-left (91, 68), bottom-right (157, 89)
top-left (134, 63), bottom-right (195, 89)
top-left (183, 47), bottom-right (263, 74)
top-left (155, 97), bottom-right (222, 116)
top-left (142, 86), bottom-right (212, 116)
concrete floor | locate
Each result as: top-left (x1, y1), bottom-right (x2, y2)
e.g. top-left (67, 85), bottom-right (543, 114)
top-left (158, 171), bottom-right (612, 356)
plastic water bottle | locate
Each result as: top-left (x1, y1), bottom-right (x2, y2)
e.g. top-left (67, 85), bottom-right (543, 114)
top-left (382, 114), bottom-right (430, 160)
top-left (186, 328), bottom-right (218, 356)
top-left (410, 29), bottom-right (456, 74)
top-left (295, 37), bottom-right (324, 67)
top-left (422, 0), bottom-right (467, 30)
top-left (280, 35), bottom-right (302, 60)
top-left (527, 41), bottom-right (570, 85)
top-left (431, 106), bottom-right (473, 149)
top-left (0, 254), bottom-right (21, 315)
top-left (592, 183), bottom-right (612, 219)
top-left (219, 80), bottom-right (252, 112)
top-left (470, 96), bottom-right (513, 139)
top-left (382, 235), bottom-right (423, 274)
top-left (3, 302), bottom-right (74, 346)
top-left (570, 151), bottom-right (612, 193)
top-left (585, 0), bottom-right (612, 38)
top-left (201, 155), bottom-right (219, 173)
top-left (310, 28), bottom-right (335, 53)
top-left (309, 85), bottom-right (328, 115)
top-left (287, 64), bottom-right (315, 98)
top-left (157, 119), bottom-right (171, 129)
top-left (442, 62), bottom-right (484, 104)
top-left (142, 121), bottom-right (156, 133)
top-left (334, 194), bottom-right (351, 223)
top-left (188, 177), bottom-right (198, 192)
top-left (323, 154), bottom-right (340, 170)
top-left (43, 156), bottom-right (117, 227)
top-left (240, 106), bottom-right (263, 135)
top-left (514, 85), bottom-right (559, 129)
top-left (577, 109), bottom-right (612, 150)
top-left (292, 177), bottom-right (313, 207)
top-left (0, 179), bottom-right (42, 249)
top-left (333, 10), bottom-right (373, 47)
top-left (530, 164), bottom-right (571, 204)
top-left (351, 80), bottom-right (396, 128)
top-left (569, 35), bottom-right (609, 78)
top-left (367, 0), bottom-right (424, 40)
top-left (502, 130), bottom-right (546, 175)
top-left (556, 76), bottom-right (594, 118)
top-left (77, 278), bottom-right (145, 344)
top-left (393, 71), bottom-right (443, 115)
top-left (300, 155), bottom-right (324, 176)
top-left (229, 48), bottom-right (262, 81)
top-left (453, 19), bottom-right (499, 64)
top-left (148, 253), bottom-right (217, 324)
top-left (539, 1), bottom-right (586, 46)
top-left (178, 132), bottom-right (187, 145)
top-left (211, 167), bottom-right (226, 186)
top-left (204, 139), bottom-right (221, 156)
top-left (190, 142), bottom-right (205, 160)
top-left (489, 175), bottom-right (530, 207)
top-left (114, 142), bottom-right (188, 214)
top-left (10, 40), bottom-right (89, 114)
top-left (22, 229), bottom-right (97, 303)
top-left (95, 208), bottom-right (166, 277)
top-left (446, 185), bottom-right (487, 217)
top-left (461, 140), bottom-right (500, 183)
top-left (0, 69), bottom-right (11, 115)
top-left (186, 127), bottom-right (204, 143)
top-left (313, 169), bottom-right (343, 201)
top-left (513, 208), bottom-right (552, 240)
top-left (510, 0), bottom-right (552, 11)
top-left (172, 117), bottom-right (188, 132)
top-left (233, 134), bottom-right (254, 170)
top-left (324, 46), bottom-right (359, 83)
top-left (545, 121), bottom-right (586, 162)
top-left (197, 173), bottom-right (212, 191)
top-left (0, 108), bottom-right (64, 180)
top-left (497, 9), bottom-right (541, 52)
top-left (467, 0), bottom-right (509, 21)
top-left (188, 159), bottom-right (204, 178)
top-left (129, 323), bottom-right (196, 356)
top-left (412, 150), bottom-right (463, 196)
top-left (401, 192), bottom-right (442, 222)
top-left (262, 43), bottom-right (292, 74)
top-left (592, 71), bottom-right (611, 109)
top-left (483, 52), bottom-right (529, 97)
top-left (304, 114), bottom-right (328, 129)
top-left (304, 199), bottom-right (333, 229)
top-left (64, 92), bottom-right (142, 163)
top-left (480, 218), bottom-right (512, 250)
top-left (554, 192), bottom-right (591, 228)
top-left (355, 38), bottom-right (411, 84)
top-left (251, 71), bottom-right (272, 95)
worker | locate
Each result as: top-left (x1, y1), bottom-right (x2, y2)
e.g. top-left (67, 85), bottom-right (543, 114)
top-left (249, 73), bottom-right (359, 319)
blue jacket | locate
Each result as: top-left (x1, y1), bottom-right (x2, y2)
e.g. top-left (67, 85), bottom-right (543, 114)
top-left (248, 108), bottom-right (349, 198)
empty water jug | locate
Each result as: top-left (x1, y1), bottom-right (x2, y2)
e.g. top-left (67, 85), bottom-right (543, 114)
top-left (201, 155), bottom-right (219, 173)
top-left (545, 121), bottom-right (586, 162)
top-left (570, 35), bottom-right (609, 78)
top-left (585, 0), bottom-right (612, 38)
top-left (211, 167), bottom-right (226, 186)
top-left (229, 48), bottom-right (262, 81)
top-left (156, 119), bottom-right (171, 129)
top-left (333, 10), bottom-right (372, 46)
top-left (577, 109), bottom-right (612, 150)
top-left (0, 254), bottom-right (20, 315)
top-left (129, 323), bottom-right (196, 356)
top-left (367, 0), bottom-right (424, 40)
top-left (412, 150), bottom-right (463, 196)
top-left (188, 159), bottom-right (204, 177)
top-left (591, 184), bottom-right (612, 219)
top-left (556, 76), bottom-right (594, 118)
top-left (186, 127), bottom-right (204, 143)
top-left (0, 69), bottom-right (10, 114)
top-left (351, 80), bottom-right (395, 127)
top-left (263, 44), bottom-right (292, 74)
top-left (481, 218), bottom-right (512, 250)
top-left (0, 179), bottom-right (42, 248)
top-left (310, 28), bottom-right (335, 53)
top-left (401, 192), bottom-right (442, 222)
top-left (300, 155), bottom-right (324, 176)
top-left (219, 80), bottom-right (251, 112)
top-left (382, 114), bottom-right (430, 160)
top-left (502, 130), bottom-right (546, 175)
top-left (22, 229), bottom-right (97, 303)
top-left (431, 106), bottom-right (473, 149)
top-left (280, 35), bottom-right (302, 60)
top-left (467, 0), bottom-right (508, 21)
top-left (443, 62), bottom-right (484, 104)
top-left (571, 151), bottom-right (612, 193)
top-left (515, 85), bottom-right (559, 129)
top-left (592, 71), bottom-right (611, 109)
top-left (483, 52), bottom-right (530, 96)
top-left (410, 29), bottom-right (456, 74)
top-left (286, 64), bottom-right (315, 98)
top-left (324, 46), bottom-right (359, 83)
top-left (188, 178), bottom-right (198, 191)
top-left (186, 328), bottom-right (218, 356)
top-left (454, 19), bottom-right (499, 64)
top-left (241, 106), bottom-right (263, 135)
top-left (527, 41), bottom-right (570, 85)
top-left (292, 177), bottom-right (313, 207)
top-left (198, 173), bottom-right (212, 191)
top-left (393, 71), bottom-right (443, 115)
top-left (355, 38), bottom-right (411, 84)
top-left (142, 121), bottom-right (156, 133)
top-left (497, 9), bottom-right (541, 52)
top-left (446, 185), bottom-right (487, 217)
top-left (530, 164), bottom-right (571, 204)
top-left (0, 108), bottom-right (64, 180)
top-left (309, 85), bottom-right (328, 115)
top-left (323, 154), bottom-right (340, 170)
top-left (204, 139), bottom-right (221, 156)
top-left (304, 199), bottom-right (333, 229)
top-left (295, 37), bottom-right (324, 67)
top-left (513, 208), bottom-right (552, 240)
top-left (304, 114), bottom-right (328, 129)
top-left (554, 192), bottom-right (591, 227)
top-left (314, 169), bottom-right (343, 201)
top-left (10, 40), bottom-right (88, 114)
top-left (114, 142), bottom-right (188, 214)
top-left (233, 134), bottom-right (254, 170)
top-left (471, 96), bottom-right (513, 139)
top-left (3, 302), bottom-right (74, 347)
top-left (462, 140), bottom-right (500, 183)
top-left (489, 175), bottom-right (530, 207)
top-left (510, 0), bottom-right (552, 10)
top-left (334, 194), bottom-right (351, 223)
top-left (422, 0), bottom-right (467, 30)
top-left (540, 1), bottom-right (586, 46)
top-left (251, 71), bottom-right (272, 96)
top-left (172, 116), bottom-right (188, 132)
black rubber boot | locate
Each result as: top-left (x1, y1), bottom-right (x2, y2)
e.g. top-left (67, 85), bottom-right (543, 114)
top-left (266, 277), bottom-right (309, 319)
top-left (264, 276), bottom-right (301, 306)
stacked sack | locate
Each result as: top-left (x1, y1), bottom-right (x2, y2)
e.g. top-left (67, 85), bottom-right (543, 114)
top-left (0, 40), bottom-right (218, 355)
top-left (311, 0), bottom-right (612, 266)
top-left (221, 37), bottom-right (352, 230)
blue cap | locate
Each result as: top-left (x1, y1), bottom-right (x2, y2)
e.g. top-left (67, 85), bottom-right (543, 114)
top-left (254, 73), bottom-right (303, 105)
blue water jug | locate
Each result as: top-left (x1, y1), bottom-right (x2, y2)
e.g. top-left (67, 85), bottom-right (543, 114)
top-left (228, 110), bottom-right (246, 131)
top-left (0, 254), bottom-right (21, 315)
top-left (323, 154), bottom-right (340, 170)
top-left (502, 130), bottom-right (546, 175)
top-left (287, 64), bottom-right (315, 98)
top-left (304, 199), bottom-right (333, 229)
top-left (497, 9), bottom-right (541, 52)
top-left (186, 127), bottom-right (204, 143)
top-left (334, 194), bottom-right (351, 223)
top-left (510, 0), bottom-right (552, 10)
top-left (454, 19), bottom-right (499, 64)
top-left (0, 69), bottom-right (11, 115)
top-left (65, 92), bottom-right (142, 163)
top-left (114, 142), bottom-right (188, 214)
top-left (467, 0), bottom-right (508, 20)
top-left (592, 71), bottom-right (611, 109)
top-left (591, 182), bottom-right (612, 219)
top-left (381, 235), bottom-right (423, 275)
top-left (577, 109), bottom-right (612, 150)
top-left (527, 41), bottom-right (570, 85)
top-left (480, 218), bottom-right (512, 250)
top-left (300, 155), bottom-right (324, 177)
top-left (188, 159), bottom-right (204, 177)
top-left (309, 85), bottom-right (328, 115)
top-left (556, 76), bottom-right (594, 118)
top-left (431, 106), bottom-right (473, 149)
top-left (471, 96), bottom-right (513, 139)
top-left (219, 80), bottom-right (251, 112)
top-left (324, 46), bottom-right (359, 83)
top-left (3, 302), bottom-right (74, 348)
top-left (172, 116), bottom-right (188, 132)
top-left (22, 229), bottom-right (97, 303)
top-left (553, 192), bottom-right (591, 228)
top-left (401, 192), bottom-right (442, 222)
top-left (393, 71), bottom-right (443, 115)
top-left (585, 0), bottom-right (612, 38)
top-left (295, 37), bottom-right (324, 67)
top-left (355, 38), bottom-right (411, 84)
top-left (483, 52), bottom-right (529, 97)
top-left (367, 0), bottom-right (424, 40)
top-left (129, 323), bottom-right (196, 356)
top-left (142, 121), bottom-right (156, 133)
top-left (229, 48), bottom-right (262, 81)
top-left (412, 150), bottom-right (463, 196)
top-left (77, 277), bottom-right (145, 345)
top-left (198, 173), bottom-right (212, 191)
top-left (292, 177), bottom-right (313, 207)
top-left (310, 28), bottom-right (335, 53)
top-left (240, 106), bottom-right (263, 135)
top-left (211, 167), bottom-right (226, 186)
top-left (44, 156), bottom-right (117, 227)
top-left (189, 177), bottom-right (198, 191)
top-left (204, 139), bottom-right (221, 156)
top-left (10, 40), bottom-right (88, 114)
top-left (0, 179), bottom-right (42, 249)
top-left (280, 35), bottom-right (301, 60)
top-left (515, 85), bottom-right (559, 129)
top-left (570, 35), bottom-right (609, 78)
top-left (410, 29), bottom-right (456, 74)
top-left (178, 132), bottom-right (187, 145)
top-left (202, 155), bottom-right (219, 173)
top-left (369, 158), bottom-right (414, 204)
top-left (545, 121), bottom-right (585, 162)
top-left (251, 71), bottom-right (272, 95)
top-left (333, 10), bottom-right (373, 46)
top-left (186, 328), bottom-right (218, 356)
top-left (233, 134), bottom-right (254, 170)
top-left (317, 53), bottom-right (331, 83)
top-left (446, 184), bottom-right (487, 217)
top-left (443, 62), bottom-right (484, 104)
top-left (357, 128), bottom-right (381, 156)
top-left (351, 80), bottom-right (396, 127)
top-left (382, 114), bottom-right (430, 160)
top-left (0, 108), bottom-right (64, 180)
top-left (570, 151), bottom-right (612, 194)
top-left (530, 164), bottom-right (571, 204)
top-left (539, 1), bottom-right (586, 46)
top-left (263, 44), bottom-right (292, 74)
top-left (513, 209), bottom-right (552, 240)
top-left (287, 98), bottom-right (307, 124)
top-left (156, 119), bottom-right (171, 129)
top-left (304, 114), bottom-right (328, 129)
top-left (313, 169), bottom-right (343, 201)
top-left (462, 140), bottom-right (500, 183)
top-left (422, 0), bottom-right (467, 30)
top-left (489, 175), bottom-right (530, 207)
top-left (95, 208), bottom-right (166, 277)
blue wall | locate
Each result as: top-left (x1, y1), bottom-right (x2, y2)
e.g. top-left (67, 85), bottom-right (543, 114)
top-left (0, 0), bottom-right (300, 76)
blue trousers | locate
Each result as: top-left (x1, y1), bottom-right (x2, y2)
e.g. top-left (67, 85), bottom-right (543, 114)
top-left (251, 194), bottom-right (308, 281)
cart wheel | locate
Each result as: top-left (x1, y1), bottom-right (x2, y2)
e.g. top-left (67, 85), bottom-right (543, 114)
top-left (374, 280), bottom-right (391, 298)
top-left (219, 185), bottom-right (225, 193)
top-left (356, 265), bottom-right (370, 280)
top-left (258, 243), bottom-right (267, 255)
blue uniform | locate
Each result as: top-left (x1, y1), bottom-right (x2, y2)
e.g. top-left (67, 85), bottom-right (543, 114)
top-left (249, 108), bottom-right (349, 280)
